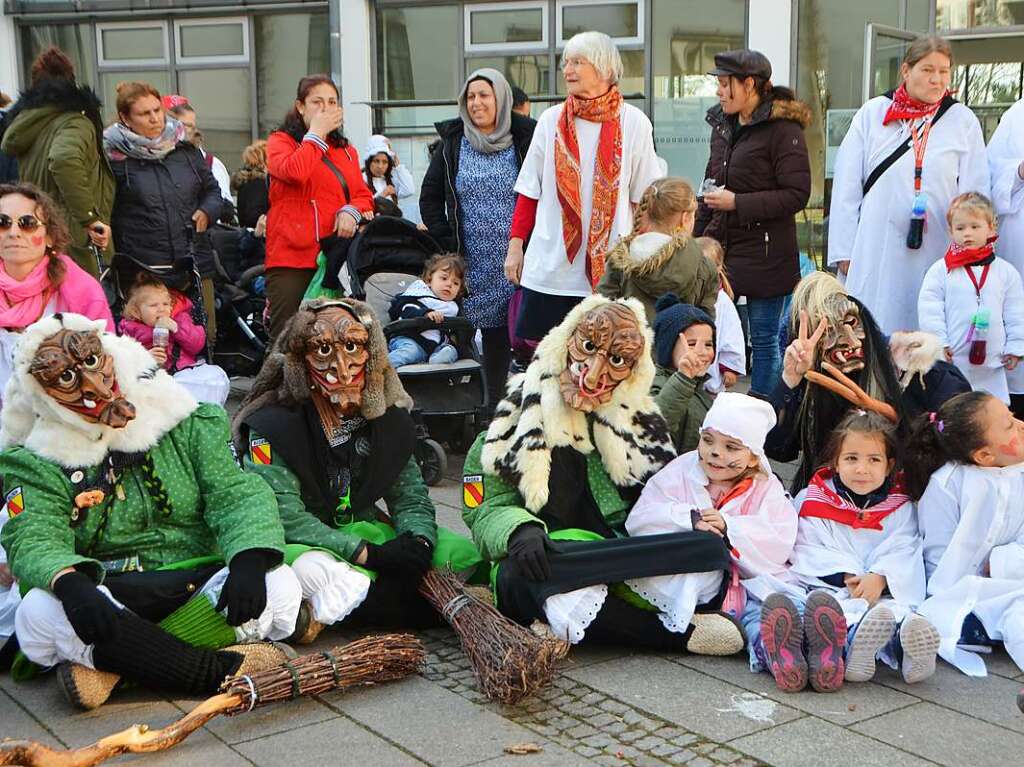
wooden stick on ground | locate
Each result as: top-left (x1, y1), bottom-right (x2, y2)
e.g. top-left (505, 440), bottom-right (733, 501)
top-left (418, 567), bottom-right (568, 705)
top-left (0, 634), bottom-right (424, 767)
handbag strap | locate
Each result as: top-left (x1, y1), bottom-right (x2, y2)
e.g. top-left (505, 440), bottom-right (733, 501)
top-left (861, 94), bottom-right (955, 197)
top-left (321, 154), bottom-right (352, 204)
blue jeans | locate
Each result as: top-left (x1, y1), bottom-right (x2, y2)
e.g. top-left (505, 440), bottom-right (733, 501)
top-left (387, 336), bottom-right (458, 367)
top-left (747, 295), bottom-right (789, 396)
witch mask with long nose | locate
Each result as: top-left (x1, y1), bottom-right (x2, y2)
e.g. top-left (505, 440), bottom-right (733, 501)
top-left (559, 303), bottom-right (643, 412)
top-left (29, 328), bottom-right (137, 428)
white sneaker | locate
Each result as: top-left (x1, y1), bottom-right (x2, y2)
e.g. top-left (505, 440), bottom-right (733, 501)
top-left (845, 604), bottom-right (896, 682)
top-left (900, 613), bottom-right (940, 684)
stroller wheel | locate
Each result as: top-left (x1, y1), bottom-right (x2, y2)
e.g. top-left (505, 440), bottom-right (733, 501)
top-left (415, 438), bottom-right (448, 486)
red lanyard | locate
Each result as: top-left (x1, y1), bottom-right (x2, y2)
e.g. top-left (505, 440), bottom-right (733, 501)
top-left (909, 118), bottom-right (933, 194)
top-left (965, 264), bottom-right (990, 301)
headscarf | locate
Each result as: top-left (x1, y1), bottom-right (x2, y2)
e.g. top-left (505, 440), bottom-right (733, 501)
top-left (103, 117), bottom-right (186, 162)
top-left (458, 68), bottom-right (513, 155)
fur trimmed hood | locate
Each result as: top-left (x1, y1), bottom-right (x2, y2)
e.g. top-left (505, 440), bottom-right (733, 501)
top-left (768, 98), bottom-right (813, 129)
top-left (606, 231), bottom-right (687, 278)
top-left (0, 78), bottom-right (105, 154)
top-left (0, 313), bottom-right (198, 468)
top-left (232, 298), bottom-right (411, 446)
top-left (481, 295), bottom-right (675, 512)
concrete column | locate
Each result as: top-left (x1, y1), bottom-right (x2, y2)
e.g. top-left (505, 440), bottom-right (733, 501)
top-left (747, 0), bottom-right (794, 87)
top-left (0, 5), bottom-right (20, 97)
top-left (338, 0), bottom-right (373, 157)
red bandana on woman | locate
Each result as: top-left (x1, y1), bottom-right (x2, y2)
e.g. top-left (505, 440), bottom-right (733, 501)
top-left (882, 83), bottom-right (946, 126)
top-left (799, 468), bottom-right (909, 531)
top-left (944, 235), bottom-right (997, 272)
top-left (553, 86), bottom-right (623, 289)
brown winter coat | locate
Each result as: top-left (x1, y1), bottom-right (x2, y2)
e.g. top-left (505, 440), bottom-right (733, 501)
top-left (695, 95), bottom-right (812, 300)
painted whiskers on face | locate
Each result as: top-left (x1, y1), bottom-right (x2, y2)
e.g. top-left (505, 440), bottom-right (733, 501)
top-left (697, 427), bottom-right (757, 482)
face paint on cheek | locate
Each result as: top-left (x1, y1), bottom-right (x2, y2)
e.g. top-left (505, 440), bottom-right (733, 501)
top-left (30, 236), bottom-right (45, 248)
top-left (997, 436), bottom-right (1021, 458)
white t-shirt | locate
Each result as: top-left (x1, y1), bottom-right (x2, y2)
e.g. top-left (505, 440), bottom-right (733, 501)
top-left (515, 102), bottom-right (662, 297)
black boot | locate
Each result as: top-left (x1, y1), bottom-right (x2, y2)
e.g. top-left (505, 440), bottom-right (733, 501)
top-left (91, 612), bottom-right (245, 696)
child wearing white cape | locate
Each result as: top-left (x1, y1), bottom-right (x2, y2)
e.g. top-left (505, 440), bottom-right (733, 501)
top-left (625, 393), bottom-right (795, 654)
top-left (788, 410), bottom-right (939, 688)
top-left (908, 390), bottom-right (1024, 677)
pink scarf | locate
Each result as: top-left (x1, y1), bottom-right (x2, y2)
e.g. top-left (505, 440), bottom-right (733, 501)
top-left (0, 257), bottom-right (55, 330)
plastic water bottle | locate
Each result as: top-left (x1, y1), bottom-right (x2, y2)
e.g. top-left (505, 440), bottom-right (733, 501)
top-left (152, 326), bottom-right (169, 348)
top-left (906, 193), bottom-right (927, 250)
top-left (968, 307), bottom-right (990, 366)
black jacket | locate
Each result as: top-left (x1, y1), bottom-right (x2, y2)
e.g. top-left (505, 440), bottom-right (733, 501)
top-left (695, 95), bottom-right (812, 299)
top-left (419, 112), bottom-right (536, 253)
top-left (0, 110), bottom-right (15, 183)
top-left (110, 142), bottom-right (224, 267)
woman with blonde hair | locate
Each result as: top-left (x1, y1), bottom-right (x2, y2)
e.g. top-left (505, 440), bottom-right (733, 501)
top-left (597, 177), bottom-right (718, 324)
top-left (829, 36), bottom-right (989, 334)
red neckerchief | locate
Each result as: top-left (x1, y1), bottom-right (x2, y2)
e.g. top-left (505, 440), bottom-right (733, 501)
top-left (882, 84), bottom-right (946, 126)
top-left (945, 236), bottom-right (998, 272)
top-left (799, 468), bottom-right (909, 531)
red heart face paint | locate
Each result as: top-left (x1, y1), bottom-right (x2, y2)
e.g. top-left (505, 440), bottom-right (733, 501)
top-left (998, 437), bottom-right (1020, 458)
top-left (30, 236), bottom-right (45, 248)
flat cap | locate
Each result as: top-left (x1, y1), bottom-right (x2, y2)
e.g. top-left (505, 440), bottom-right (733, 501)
top-left (708, 49), bottom-right (772, 80)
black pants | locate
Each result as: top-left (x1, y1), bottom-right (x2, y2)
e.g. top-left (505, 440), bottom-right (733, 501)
top-left (481, 326), bottom-right (513, 413)
top-left (495, 533), bottom-right (730, 648)
top-left (1012, 394), bottom-right (1024, 421)
top-left (514, 287), bottom-right (585, 342)
top-left (343, 574), bottom-right (442, 629)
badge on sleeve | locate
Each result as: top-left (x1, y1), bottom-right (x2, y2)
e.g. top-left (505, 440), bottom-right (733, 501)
top-left (249, 437), bottom-right (272, 465)
top-left (463, 474), bottom-right (484, 508)
top-left (5, 486), bottom-right (24, 517)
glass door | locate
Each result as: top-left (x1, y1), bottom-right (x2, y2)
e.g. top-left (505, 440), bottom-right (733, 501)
top-left (862, 23), bottom-right (917, 102)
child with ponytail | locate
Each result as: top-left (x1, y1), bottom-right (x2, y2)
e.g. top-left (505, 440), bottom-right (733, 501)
top-left (906, 391), bottom-right (1024, 676)
top-left (775, 411), bottom-right (939, 692)
top-left (597, 177), bottom-right (719, 325)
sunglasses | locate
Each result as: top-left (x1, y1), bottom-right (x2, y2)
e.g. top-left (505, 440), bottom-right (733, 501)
top-left (0, 214), bottom-right (47, 233)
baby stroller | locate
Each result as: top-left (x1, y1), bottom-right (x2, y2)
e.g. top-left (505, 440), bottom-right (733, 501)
top-left (347, 217), bottom-right (487, 486)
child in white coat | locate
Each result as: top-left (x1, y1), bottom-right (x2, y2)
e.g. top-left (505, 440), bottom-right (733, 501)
top-left (695, 237), bottom-right (745, 394)
top-left (788, 410), bottom-right (939, 688)
top-left (625, 393), bottom-right (795, 655)
top-left (907, 390), bottom-right (1024, 677)
top-left (918, 192), bottom-right (1024, 403)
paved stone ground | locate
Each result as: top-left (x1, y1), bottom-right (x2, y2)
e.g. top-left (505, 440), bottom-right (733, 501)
top-left (2, 381), bottom-right (1024, 766)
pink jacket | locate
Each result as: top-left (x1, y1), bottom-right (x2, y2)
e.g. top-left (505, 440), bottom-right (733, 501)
top-left (56, 255), bottom-right (115, 331)
top-left (118, 296), bottom-right (206, 372)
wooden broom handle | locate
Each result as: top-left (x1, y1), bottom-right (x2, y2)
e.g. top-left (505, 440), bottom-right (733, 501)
top-left (0, 693), bottom-right (240, 767)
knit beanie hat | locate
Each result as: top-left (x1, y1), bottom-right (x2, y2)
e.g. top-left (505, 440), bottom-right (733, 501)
top-left (652, 293), bottom-right (715, 369)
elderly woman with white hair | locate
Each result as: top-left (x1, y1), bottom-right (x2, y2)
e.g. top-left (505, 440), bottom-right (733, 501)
top-left (505, 31), bottom-right (661, 343)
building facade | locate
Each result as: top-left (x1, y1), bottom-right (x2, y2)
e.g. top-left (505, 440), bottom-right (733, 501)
top-left (1, 0), bottom-right (1022, 258)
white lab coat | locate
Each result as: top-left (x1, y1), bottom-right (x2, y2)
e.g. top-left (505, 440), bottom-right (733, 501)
top-left (986, 99), bottom-right (1024, 393)
top-left (706, 289), bottom-right (746, 394)
top-left (916, 462), bottom-right (1024, 676)
top-left (789, 483), bottom-right (926, 628)
top-left (828, 96), bottom-right (990, 334)
top-left (918, 256), bottom-right (1024, 402)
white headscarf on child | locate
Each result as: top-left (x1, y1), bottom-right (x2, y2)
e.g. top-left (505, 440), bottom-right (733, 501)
top-left (701, 392), bottom-right (776, 476)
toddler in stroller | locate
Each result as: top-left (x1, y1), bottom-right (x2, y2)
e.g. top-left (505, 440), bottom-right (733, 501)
top-left (118, 273), bottom-right (231, 405)
top-left (387, 253), bottom-right (464, 367)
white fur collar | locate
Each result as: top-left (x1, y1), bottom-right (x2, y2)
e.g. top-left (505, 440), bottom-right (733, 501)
top-left (0, 314), bottom-right (198, 468)
top-left (627, 232), bottom-right (673, 263)
top-left (481, 296), bottom-right (675, 512)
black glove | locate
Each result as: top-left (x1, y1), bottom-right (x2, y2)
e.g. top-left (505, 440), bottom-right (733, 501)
top-left (53, 570), bottom-right (123, 645)
top-left (363, 533), bottom-right (433, 576)
top-left (215, 550), bottom-right (271, 627)
top-left (507, 524), bottom-right (551, 582)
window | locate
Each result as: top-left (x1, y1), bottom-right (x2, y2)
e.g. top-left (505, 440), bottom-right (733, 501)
top-left (465, 3), bottom-right (547, 52)
top-left (178, 68), bottom-right (254, 173)
top-left (20, 24), bottom-right (98, 90)
top-left (376, 5), bottom-right (460, 133)
top-left (465, 54), bottom-right (551, 97)
top-left (97, 21), bottom-right (168, 67)
top-left (937, 0), bottom-right (1024, 30)
top-left (255, 12), bottom-right (330, 137)
top-left (174, 18), bottom-right (249, 65)
top-left (557, 0), bottom-right (643, 46)
top-left (649, 0), bottom-right (745, 187)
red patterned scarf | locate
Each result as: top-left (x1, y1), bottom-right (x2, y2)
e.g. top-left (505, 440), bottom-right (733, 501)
top-left (799, 468), bottom-right (909, 531)
top-left (553, 86), bottom-right (623, 289)
top-left (945, 236), bottom-right (997, 272)
top-left (882, 84), bottom-right (946, 126)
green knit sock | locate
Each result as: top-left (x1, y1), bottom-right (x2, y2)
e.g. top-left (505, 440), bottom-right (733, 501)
top-left (159, 594), bottom-right (236, 649)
